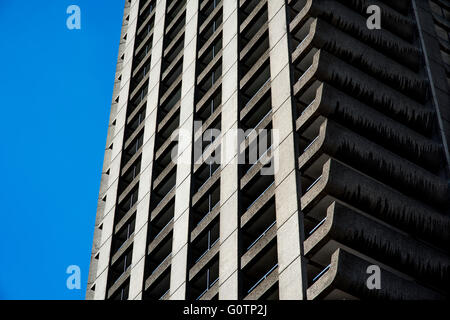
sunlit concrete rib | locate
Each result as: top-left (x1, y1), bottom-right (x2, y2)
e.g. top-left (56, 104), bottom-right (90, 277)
top-left (296, 83), bottom-right (443, 170)
top-left (291, 18), bottom-right (427, 101)
top-left (305, 201), bottom-right (450, 291)
top-left (306, 248), bottom-right (444, 300)
top-left (300, 158), bottom-right (450, 246)
top-left (299, 118), bottom-right (448, 206)
top-left (294, 50), bottom-right (434, 135)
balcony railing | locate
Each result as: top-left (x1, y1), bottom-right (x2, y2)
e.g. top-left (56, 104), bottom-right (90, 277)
top-left (247, 221), bottom-right (276, 251)
top-left (297, 65), bottom-right (312, 83)
top-left (247, 263), bottom-right (278, 294)
top-left (114, 230), bottom-right (134, 255)
top-left (196, 201), bottom-right (220, 226)
top-left (152, 218), bottom-right (174, 241)
top-left (151, 253), bottom-right (171, 275)
top-left (154, 185), bottom-right (176, 210)
top-left (299, 99), bottom-right (315, 116)
top-left (244, 110), bottom-right (272, 139)
top-left (303, 136), bottom-right (319, 152)
top-left (196, 277), bottom-right (219, 300)
top-left (306, 175), bottom-right (322, 193)
top-left (309, 217), bottom-right (327, 235)
top-left (247, 181), bottom-right (275, 210)
top-left (195, 237), bottom-right (219, 264)
top-left (244, 78), bottom-right (270, 108)
top-left (159, 288), bottom-right (170, 300)
top-left (197, 167), bottom-right (220, 192)
top-left (245, 146), bottom-right (272, 175)
top-left (312, 264), bottom-right (331, 283)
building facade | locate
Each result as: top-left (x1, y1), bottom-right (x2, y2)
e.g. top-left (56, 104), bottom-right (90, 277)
top-left (86, 0), bottom-right (450, 300)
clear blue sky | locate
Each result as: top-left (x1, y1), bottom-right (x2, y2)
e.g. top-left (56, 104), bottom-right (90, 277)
top-left (0, 1), bottom-right (124, 299)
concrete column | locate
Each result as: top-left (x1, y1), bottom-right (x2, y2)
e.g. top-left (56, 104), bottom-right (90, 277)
top-left (219, 0), bottom-right (240, 300)
top-left (169, 0), bottom-right (199, 300)
top-left (267, 0), bottom-right (307, 300)
top-left (91, 0), bottom-right (139, 300)
top-left (129, 0), bottom-right (167, 300)
top-left (86, 0), bottom-right (133, 300)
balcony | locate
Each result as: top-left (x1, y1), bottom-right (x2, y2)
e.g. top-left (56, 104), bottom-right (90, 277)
top-left (295, 84), bottom-right (443, 172)
top-left (108, 248), bottom-right (133, 297)
top-left (242, 197), bottom-right (276, 254)
top-left (304, 201), bottom-right (450, 291)
top-left (192, 179), bottom-right (220, 226)
top-left (189, 255), bottom-right (219, 300)
top-left (306, 248), bottom-right (443, 300)
top-left (300, 158), bottom-right (450, 247)
top-left (144, 268), bottom-right (171, 300)
top-left (242, 238), bottom-right (278, 300)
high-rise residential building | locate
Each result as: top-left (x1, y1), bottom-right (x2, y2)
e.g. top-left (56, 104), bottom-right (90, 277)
top-left (86, 0), bottom-right (450, 300)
